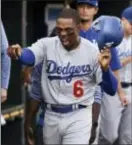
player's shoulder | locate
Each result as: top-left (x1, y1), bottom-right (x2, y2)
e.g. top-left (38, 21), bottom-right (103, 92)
top-left (80, 37), bottom-right (99, 53)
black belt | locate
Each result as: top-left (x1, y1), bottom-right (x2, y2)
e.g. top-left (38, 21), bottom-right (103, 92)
top-left (121, 82), bottom-right (132, 88)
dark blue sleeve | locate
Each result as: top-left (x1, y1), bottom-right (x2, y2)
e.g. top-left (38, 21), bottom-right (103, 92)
top-left (18, 48), bottom-right (35, 66)
top-left (99, 69), bottom-right (118, 96)
top-left (110, 48), bottom-right (121, 70)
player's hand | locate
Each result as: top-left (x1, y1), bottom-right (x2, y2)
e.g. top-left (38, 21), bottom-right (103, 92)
top-left (98, 48), bottom-right (111, 71)
top-left (120, 95), bottom-right (129, 106)
top-left (89, 126), bottom-right (97, 145)
top-left (25, 126), bottom-right (35, 145)
top-left (117, 86), bottom-right (129, 106)
top-left (21, 67), bottom-right (32, 87)
top-left (24, 124), bottom-right (35, 145)
top-left (7, 44), bottom-right (22, 59)
top-left (1, 88), bottom-right (7, 103)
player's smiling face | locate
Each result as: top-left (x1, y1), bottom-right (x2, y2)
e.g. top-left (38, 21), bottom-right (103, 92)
top-left (77, 3), bottom-right (98, 22)
top-left (56, 18), bottom-right (80, 50)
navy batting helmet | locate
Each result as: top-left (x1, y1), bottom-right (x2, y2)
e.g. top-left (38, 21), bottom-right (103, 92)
top-left (92, 16), bottom-right (124, 50)
top-left (77, 0), bottom-right (98, 7)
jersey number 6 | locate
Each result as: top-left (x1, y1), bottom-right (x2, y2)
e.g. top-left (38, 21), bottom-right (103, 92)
top-left (73, 80), bottom-right (84, 98)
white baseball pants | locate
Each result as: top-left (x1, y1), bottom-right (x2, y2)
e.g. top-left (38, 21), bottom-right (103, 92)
top-left (42, 106), bottom-right (92, 144)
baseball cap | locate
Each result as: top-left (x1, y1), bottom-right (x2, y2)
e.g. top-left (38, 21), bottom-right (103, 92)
top-left (77, 0), bottom-right (98, 7)
top-left (121, 6), bottom-right (132, 23)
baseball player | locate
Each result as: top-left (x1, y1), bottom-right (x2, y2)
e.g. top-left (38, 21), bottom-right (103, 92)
top-left (98, 6), bottom-right (132, 145)
top-left (1, 21), bottom-right (11, 103)
top-left (23, 2), bottom-right (122, 144)
top-left (8, 8), bottom-right (119, 144)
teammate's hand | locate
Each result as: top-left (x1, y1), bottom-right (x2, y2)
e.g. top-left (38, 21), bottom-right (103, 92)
top-left (120, 95), bottom-right (129, 106)
top-left (98, 48), bottom-right (111, 71)
top-left (89, 126), bottom-right (97, 145)
top-left (1, 88), bottom-right (7, 103)
top-left (7, 44), bottom-right (22, 59)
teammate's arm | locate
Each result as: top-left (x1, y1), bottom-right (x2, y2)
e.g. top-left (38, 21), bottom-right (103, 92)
top-left (24, 64), bottom-right (43, 145)
top-left (110, 47), bottom-right (128, 105)
top-left (113, 70), bottom-right (128, 105)
top-left (24, 98), bottom-right (41, 145)
top-left (1, 22), bottom-right (11, 102)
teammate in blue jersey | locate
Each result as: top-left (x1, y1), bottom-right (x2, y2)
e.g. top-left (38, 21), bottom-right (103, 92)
top-left (75, 0), bottom-right (128, 144)
top-left (76, 0), bottom-right (121, 70)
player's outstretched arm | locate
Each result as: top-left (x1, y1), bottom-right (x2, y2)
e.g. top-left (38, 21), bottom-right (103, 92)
top-left (7, 44), bottom-right (35, 66)
top-left (7, 38), bottom-right (48, 66)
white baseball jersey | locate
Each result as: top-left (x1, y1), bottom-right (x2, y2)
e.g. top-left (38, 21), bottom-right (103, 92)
top-left (28, 36), bottom-right (102, 105)
top-left (117, 35), bottom-right (132, 82)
